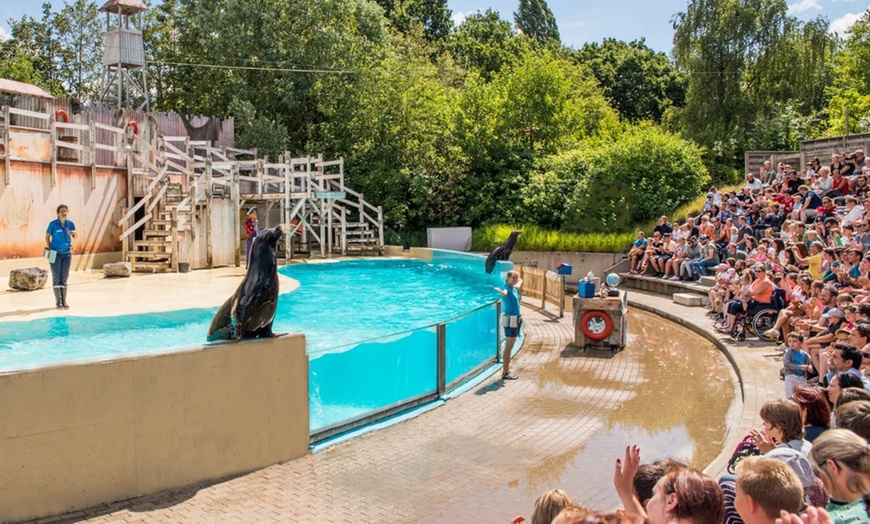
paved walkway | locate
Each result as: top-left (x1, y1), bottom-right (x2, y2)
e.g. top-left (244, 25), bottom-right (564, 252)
top-left (21, 288), bottom-right (783, 524)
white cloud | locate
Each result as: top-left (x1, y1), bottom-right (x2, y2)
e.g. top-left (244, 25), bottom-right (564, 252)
top-left (0, 26), bottom-right (9, 42)
top-left (452, 11), bottom-right (467, 26)
top-left (787, 0), bottom-right (823, 14)
top-left (831, 11), bottom-right (864, 35)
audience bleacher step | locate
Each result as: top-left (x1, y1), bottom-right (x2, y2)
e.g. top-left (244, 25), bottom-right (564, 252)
top-left (699, 276), bottom-right (717, 287)
top-left (622, 273), bottom-right (710, 300)
top-left (673, 293), bottom-right (708, 307)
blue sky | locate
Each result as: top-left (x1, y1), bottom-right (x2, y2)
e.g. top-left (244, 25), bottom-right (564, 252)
top-left (1, 0), bottom-right (868, 55)
top-left (447, 0), bottom-right (870, 53)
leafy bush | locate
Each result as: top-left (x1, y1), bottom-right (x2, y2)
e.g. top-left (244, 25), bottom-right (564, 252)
top-left (521, 123), bottom-right (709, 232)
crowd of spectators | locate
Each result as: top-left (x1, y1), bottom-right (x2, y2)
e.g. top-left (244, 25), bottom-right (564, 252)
top-left (517, 153), bottom-right (870, 523)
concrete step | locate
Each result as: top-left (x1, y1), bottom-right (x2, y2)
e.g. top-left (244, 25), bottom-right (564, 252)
top-left (623, 273), bottom-right (709, 298)
top-left (673, 293), bottom-right (708, 307)
top-left (699, 276), bottom-right (717, 287)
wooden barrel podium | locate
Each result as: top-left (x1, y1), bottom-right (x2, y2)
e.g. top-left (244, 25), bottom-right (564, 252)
top-left (573, 289), bottom-right (628, 351)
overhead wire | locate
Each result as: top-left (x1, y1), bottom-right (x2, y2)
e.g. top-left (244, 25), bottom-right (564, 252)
top-left (148, 60), bottom-right (354, 74)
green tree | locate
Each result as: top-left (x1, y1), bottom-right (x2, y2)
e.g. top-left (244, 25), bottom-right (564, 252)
top-left (826, 11), bottom-right (870, 134)
top-left (514, 0), bottom-right (560, 46)
top-left (447, 9), bottom-right (528, 80)
top-left (54, 0), bottom-right (102, 101)
top-left (673, 0), bottom-right (790, 163)
top-left (8, 3), bottom-right (66, 95)
top-left (0, 42), bottom-right (46, 87)
top-left (573, 38), bottom-right (685, 122)
top-left (372, 0), bottom-right (453, 43)
top-left (452, 49), bottom-right (619, 226)
top-left (145, 0), bottom-right (389, 151)
top-left (315, 35), bottom-right (463, 231)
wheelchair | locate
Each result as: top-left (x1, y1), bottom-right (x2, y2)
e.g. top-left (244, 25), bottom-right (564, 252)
top-left (728, 305), bottom-right (778, 342)
top-left (715, 288), bottom-right (785, 342)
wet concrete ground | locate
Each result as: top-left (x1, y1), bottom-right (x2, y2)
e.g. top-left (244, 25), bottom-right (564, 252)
top-left (27, 296), bottom-right (738, 523)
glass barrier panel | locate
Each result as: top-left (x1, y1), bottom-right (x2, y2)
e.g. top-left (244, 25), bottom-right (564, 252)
top-left (309, 326), bottom-right (438, 433)
top-left (444, 304), bottom-right (498, 386)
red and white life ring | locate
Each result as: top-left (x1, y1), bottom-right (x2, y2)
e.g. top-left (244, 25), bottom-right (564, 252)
top-left (126, 120), bottom-right (139, 136)
top-left (580, 310), bottom-right (613, 341)
top-left (54, 109), bottom-right (69, 130)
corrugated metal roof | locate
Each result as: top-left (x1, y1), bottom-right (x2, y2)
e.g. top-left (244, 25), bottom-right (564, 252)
top-left (0, 78), bottom-right (54, 99)
top-left (98, 0), bottom-right (148, 15)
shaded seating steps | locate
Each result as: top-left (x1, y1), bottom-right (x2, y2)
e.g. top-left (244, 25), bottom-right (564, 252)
top-left (622, 273), bottom-right (712, 307)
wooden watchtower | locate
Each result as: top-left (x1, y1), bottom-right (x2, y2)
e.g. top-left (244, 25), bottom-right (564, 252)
top-left (98, 0), bottom-right (150, 111)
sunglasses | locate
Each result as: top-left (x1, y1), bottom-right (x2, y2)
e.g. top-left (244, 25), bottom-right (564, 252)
top-left (863, 352), bottom-right (870, 359)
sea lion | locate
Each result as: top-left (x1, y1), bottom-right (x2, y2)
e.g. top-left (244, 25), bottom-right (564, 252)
top-left (207, 225), bottom-right (283, 341)
top-left (485, 230), bottom-right (522, 274)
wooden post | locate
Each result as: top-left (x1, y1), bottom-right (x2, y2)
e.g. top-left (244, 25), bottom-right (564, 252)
top-left (50, 117), bottom-right (57, 187)
top-left (89, 120), bottom-right (97, 189)
top-left (377, 206), bottom-right (384, 249)
top-left (284, 153), bottom-right (292, 261)
top-left (171, 207), bottom-right (179, 272)
top-left (120, 204), bottom-right (129, 264)
top-left (257, 158), bottom-right (264, 199)
top-left (125, 145), bottom-right (134, 255)
top-left (232, 163), bottom-right (241, 267)
top-left (2, 106), bottom-right (10, 186)
top-left (205, 158), bottom-right (213, 269)
top-left (341, 206), bottom-right (347, 256)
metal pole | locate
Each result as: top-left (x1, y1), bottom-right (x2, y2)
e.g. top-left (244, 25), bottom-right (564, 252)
top-left (437, 323), bottom-right (446, 398)
top-left (495, 301), bottom-right (502, 362)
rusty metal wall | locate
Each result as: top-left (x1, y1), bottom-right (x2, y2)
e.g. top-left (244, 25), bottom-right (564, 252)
top-left (0, 161), bottom-right (127, 260)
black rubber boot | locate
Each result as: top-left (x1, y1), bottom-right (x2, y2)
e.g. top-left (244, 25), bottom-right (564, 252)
top-left (60, 287), bottom-right (70, 309)
top-left (54, 288), bottom-right (63, 309)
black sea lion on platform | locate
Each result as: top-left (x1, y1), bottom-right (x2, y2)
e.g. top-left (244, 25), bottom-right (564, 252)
top-left (207, 225), bottom-right (283, 341)
top-left (485, 230), bottom-right (522, 274)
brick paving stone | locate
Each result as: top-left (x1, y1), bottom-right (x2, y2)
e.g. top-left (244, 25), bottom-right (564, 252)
top-left (25, 290), bottom-right (779, 524)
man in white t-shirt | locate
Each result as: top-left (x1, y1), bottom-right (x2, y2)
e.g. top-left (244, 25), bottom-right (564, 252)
top-left (745, 173), bottom-right (764, 193)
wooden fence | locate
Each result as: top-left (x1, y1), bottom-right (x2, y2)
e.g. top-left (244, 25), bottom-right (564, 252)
top-left (516, 264), bottom-right (565, 318)
top-left (745, 132), bottom-right (870, 174)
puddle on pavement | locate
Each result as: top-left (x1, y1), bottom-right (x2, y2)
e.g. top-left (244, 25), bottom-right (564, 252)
top-left (513, 309), bottom-right (737, 506)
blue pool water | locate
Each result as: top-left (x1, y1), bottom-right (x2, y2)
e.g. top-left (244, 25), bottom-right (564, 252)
top-left (0, 255), bottom-right (507, 432)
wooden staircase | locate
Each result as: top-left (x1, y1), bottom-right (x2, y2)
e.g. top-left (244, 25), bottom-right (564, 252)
top-left (119, 134), bottom-right (384, 270)
top-left (127, 209), bottom-right (174, 272)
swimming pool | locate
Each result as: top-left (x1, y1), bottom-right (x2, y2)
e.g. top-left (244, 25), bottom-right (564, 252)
top-left (0, 253), bottom-right (510, 435)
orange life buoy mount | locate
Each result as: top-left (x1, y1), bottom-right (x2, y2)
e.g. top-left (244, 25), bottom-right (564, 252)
top-left (126, 120), bottom-right (139, 136)
top-left (580, 310), bottom-right (613, 341)
top-left (54, 109), bottom-right (69, 130)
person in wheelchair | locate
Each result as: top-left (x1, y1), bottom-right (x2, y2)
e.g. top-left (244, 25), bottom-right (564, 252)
top-left (718, 266), bottom-right (774, 335)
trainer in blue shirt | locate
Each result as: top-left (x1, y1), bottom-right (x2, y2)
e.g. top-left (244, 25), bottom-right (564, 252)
top-left (494, 269), bottom-right (523, 380)
top-left (45, 204), bottom-right (77, 309)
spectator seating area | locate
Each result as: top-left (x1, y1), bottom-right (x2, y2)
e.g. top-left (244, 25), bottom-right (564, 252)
top-left (522, 153), bottom-right (870, 524)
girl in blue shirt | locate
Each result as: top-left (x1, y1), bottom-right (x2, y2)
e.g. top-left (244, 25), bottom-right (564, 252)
top-left (45, 204), bottom-right (77, 309)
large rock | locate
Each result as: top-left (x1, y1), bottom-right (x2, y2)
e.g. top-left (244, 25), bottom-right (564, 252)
top-left (9, 267), bottom-right (48, 291)
top-left (103, 261), bottom-right (132, 278)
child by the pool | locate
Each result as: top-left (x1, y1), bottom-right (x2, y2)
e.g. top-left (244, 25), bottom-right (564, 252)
top-left (494, 269), bottom-right (523, 380)
top-left (244, 206), bottom-right (259, 268)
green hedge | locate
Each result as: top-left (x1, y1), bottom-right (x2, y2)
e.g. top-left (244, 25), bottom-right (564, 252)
top-left (478, 184), bottom-right (743, 253)
top-left (472, 224), bottom-right (636, 253)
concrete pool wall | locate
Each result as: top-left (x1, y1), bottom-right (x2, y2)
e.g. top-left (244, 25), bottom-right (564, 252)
top-left (0, 334), bottom-right (309, 523)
